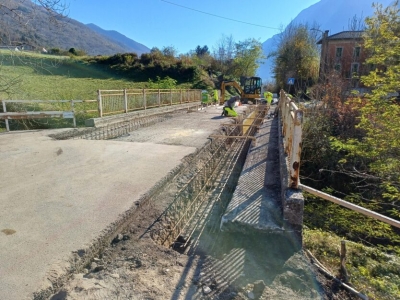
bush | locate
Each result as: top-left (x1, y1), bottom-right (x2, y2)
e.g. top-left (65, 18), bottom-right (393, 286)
top-left (147, 76), bottom-right (177, 89)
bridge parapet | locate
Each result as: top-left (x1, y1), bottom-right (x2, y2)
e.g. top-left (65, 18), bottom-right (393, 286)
top-left (278, 90), bottom-right (304, 236)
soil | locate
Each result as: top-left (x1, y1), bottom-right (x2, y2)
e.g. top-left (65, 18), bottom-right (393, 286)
top-left (48, 107), bottom-right (356, 300)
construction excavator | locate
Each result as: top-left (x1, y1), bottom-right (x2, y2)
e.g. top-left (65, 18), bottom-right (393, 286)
top-left (220, 76), bottom-right (262, 105)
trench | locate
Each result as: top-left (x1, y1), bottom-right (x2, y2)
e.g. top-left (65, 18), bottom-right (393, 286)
top-left (139, 106), bottom-right (274, 261)
top-left (53, 104), bottom-right (268, 255)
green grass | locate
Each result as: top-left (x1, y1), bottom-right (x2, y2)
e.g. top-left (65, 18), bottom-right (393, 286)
top-left (0, 51), bottom-right (197, 130)
top-left (304, 228), bottom-right (400, 300)
top-left (0, 51), bottom-right (155, 129)
top-left (0, 50), bottom-right (148, 100)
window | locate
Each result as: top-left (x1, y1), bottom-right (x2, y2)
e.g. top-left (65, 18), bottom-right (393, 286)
top-left (353, 46), bottom-right (361, 58)
top-left (368, 63), bottom-right (376, 71)
top-left (334, 64), bottom-right (341, 72)
top-left (351, 63), bottom-right (359, 76)
top-left (335, 47), bottom-right (343, 58)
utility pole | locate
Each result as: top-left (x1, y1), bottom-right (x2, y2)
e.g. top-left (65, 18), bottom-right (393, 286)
top-left (320, 30), bottom-right (329, 83)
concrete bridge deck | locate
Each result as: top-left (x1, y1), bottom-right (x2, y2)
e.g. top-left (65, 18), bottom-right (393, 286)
top-left (0, 105), bottom-right (249, 300)
top-left (0, 103), bottom-right (305, 299)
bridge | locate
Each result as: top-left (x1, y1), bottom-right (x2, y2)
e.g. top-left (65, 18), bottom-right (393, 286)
top-left (0, 90), bottom-right (399, 299)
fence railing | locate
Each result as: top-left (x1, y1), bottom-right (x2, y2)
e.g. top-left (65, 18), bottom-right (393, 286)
top-left (0, 99), bottom-right (97, 132)
top-left (279, 90), bottom-right (303, 189)
top-left (97, 89), bottom-right (202, 117)
top-left (278, 90), bottom-right (400, 229)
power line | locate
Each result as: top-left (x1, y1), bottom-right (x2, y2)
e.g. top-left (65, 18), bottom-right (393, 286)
top-left (160, 0), bottom-right (280, 30)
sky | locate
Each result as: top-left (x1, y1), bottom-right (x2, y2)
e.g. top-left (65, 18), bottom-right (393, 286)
top-left (66, 0), bottom-right (320, 54)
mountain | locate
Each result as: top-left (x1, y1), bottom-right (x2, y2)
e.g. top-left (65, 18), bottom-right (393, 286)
top-left (86, 23), bottom-right (150, 55)
top-left (0, 0), bottom-right (149, 56)
top-left (258, 0), bottom-right (396, 82)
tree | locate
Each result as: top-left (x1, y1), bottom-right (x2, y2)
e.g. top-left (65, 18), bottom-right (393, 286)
top-left (195, 45), bottom-right (209, 57)
top-left (0, 0), bottom-right (68, 44)
top-left (232, 38), bottom-right (264, 77)
top-left (212, 34), bottom-right (236, 75)
top-left (272, 23), bottom-right (319, 97)
top-left (328, 1), bottom-right (400, 220)
top-left (354, 1), bottom-right (400, 214)
top-left (161, 46), bottom-right (178, 58)
top-left (191, 45), bottom-right (212, 72)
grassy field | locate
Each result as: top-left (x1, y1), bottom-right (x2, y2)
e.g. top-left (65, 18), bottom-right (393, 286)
top-left (0, 50), bottom-right (148, 101)
top-left (0, 50), bottom-right (189, 130)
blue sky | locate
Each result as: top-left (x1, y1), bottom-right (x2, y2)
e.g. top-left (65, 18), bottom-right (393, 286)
top-left (67, 0), bottom-right (320, 54)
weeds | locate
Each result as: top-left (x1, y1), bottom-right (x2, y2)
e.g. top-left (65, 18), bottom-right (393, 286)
top-left (304, 228), bottom-right (400, 299)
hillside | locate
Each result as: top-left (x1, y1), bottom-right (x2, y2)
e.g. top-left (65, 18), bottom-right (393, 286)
top-left (0, 0), bottom-right (149, 55)
top-left (86, 23), bottom-right (150, 55)
top-left (258, 0), bottom-right (396, 81)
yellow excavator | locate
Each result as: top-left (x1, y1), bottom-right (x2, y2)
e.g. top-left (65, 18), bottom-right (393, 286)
top-left (220, 76), bottom-right (262, 105)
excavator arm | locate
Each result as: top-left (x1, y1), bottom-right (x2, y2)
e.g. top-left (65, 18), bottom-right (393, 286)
top-left (220, 81), bottom-right (243, 105)
top-left (220, 77), bottom-right (262, 105)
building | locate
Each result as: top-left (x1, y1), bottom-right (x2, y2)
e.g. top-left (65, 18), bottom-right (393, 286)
top-left (318, 31), bottom-right (368, 87)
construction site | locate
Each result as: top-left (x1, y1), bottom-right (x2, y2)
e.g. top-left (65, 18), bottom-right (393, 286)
top-left (0, 97), bottom-right (349, 300)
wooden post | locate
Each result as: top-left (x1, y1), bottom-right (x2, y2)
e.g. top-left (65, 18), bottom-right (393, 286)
top-left (2, 101), bottom-right (9, 132)
top-left (123, 89), bottom-right (128, 113)
top-left (97, 90), bottom-right (103, 118)
top-left (340, 241), bottom-right (349, 283)
top-left (180, 89), bottom-right (182, 104)
top-left (71, 100), bottom-right (76, 128)
top-left (170, 89), bottom-right (173, 106)
top-left (158, 89), bottom-right (161, 107)
top-left (143, 89), bottom-right (146, 110)
top-left (289, 109), bottom-right (303, 188)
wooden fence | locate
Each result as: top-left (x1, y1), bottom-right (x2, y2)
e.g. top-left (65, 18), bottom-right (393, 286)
top-left (97, 89), bottom-right (202, 117)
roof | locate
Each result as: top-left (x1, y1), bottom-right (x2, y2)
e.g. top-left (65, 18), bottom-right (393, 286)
top-left (317, 31), bottom-right (364, 44)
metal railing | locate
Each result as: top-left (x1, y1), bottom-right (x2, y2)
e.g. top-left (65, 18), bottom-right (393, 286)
top-left (299, 184), bottom-right (400, 229)
top-left (0, 99), bottom-right (97, 132)
top-left (278, 90), bottom-right (400, 229)
top-left (97, 89), bottom-right (201, 117)
top-left (279, 90), bottom-right (303, 189)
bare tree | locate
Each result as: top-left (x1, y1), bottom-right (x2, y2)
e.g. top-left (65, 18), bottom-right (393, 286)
top-left (348, 13), bottom-right (366, 32)
top-left (0, 0), bottom-right (68, 95)
top-left (0, 0), bottom-right (68, 36)
top-left (212, 34), bottom-right (235, 76)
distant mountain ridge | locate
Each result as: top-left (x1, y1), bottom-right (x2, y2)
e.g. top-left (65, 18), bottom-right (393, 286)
top-left (0, 0), bottom-right (150, 56)
top-left (86, 23), bottom-right (150, 55)
top-left (257, 0), bottom-right (396, 81)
